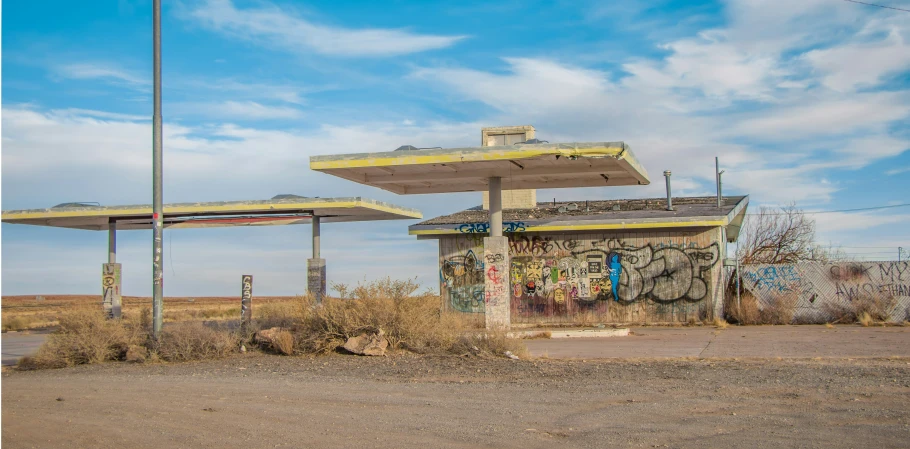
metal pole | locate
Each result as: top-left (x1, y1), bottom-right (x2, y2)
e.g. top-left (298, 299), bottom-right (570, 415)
top-left (108, 221), bottom-right (117, 264)
top-left (489, 177), bottom-right (503, 237)
top-left (716, 157), bottom-right (723, 208)
top-left (736, 253), bottom-right (742, 314)
top-left (663, 170), bottom-right (673, 211)
top-left (312, 216), bottom-right (321, 259)
top-left (151, 0), bottom-right (164, 338)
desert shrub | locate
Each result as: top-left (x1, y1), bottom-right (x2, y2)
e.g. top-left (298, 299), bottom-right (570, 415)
top-left (759, 295), bottom-right (797, 325)
top-left (271, 329), bottom-right (295, 355)
top-left (19, 308), bottom-right (147, 369)
top-left (155, 322), bottom-right (239, 362)
top-left (3, 316), bottom-right (31, 332)
top-left (256, 300), bottom-right (305, 329)
top-left (713, 317), bottom-right (729, 329)
top-left (823, 296), bottom-right (897, 324)
top-left (724, 290), bottom-right (761, 325)
top-left (858, 312), bottom-right (873, 327)
top-left (264, 278), bottom-right (524, 357)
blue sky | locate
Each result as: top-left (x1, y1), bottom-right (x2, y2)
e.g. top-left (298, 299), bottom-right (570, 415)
top-left (3, 0), bottom-right (909, 296)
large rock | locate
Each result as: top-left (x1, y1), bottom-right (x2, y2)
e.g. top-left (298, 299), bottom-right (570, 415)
top-left (255, 327), bottom-right (284, 346)
top-left (343, 329), bottom-right (388, 356)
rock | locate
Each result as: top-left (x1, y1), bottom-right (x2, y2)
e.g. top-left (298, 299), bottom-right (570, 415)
top-left (255, 327), bottom-right (285, 347)
top-left (240, 344), bottom-right (247, 353)
top-left (504, 351), bottom-right (520, 360)
top-left (342, 329), bottom-right (388, 356)
top-left (125, 345), bottom-right (149, 363)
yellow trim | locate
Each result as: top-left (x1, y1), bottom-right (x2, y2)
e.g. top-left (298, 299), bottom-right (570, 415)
top-left (311, 146), bottom-right (625, 170)
top-left (2, 200), bottom-right (421, 221)
top-left (409, 219), bottom-right (729, 235)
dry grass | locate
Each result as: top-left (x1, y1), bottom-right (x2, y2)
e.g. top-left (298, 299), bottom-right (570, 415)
top-left (271, 329), bottom-right (295, 355)
top-left (451, 330), bottom-right (530, 359)
top-left (759, 296), bottom-right (797, 325)
top-left (713, 317), bottom-right (729, 329)
top-left (823, 296), bottom-right (897, 325)
top-left (825, 322), bottom-right (835, 329)
top-left (858, 312), bottom-right (874, 327)
top-left (19, 308), bottom-right (148, 369)
top-left (155, 322), bottom-right (239, 362)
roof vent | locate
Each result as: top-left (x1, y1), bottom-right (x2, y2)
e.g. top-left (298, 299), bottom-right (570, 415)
top-left (271, 194), bottom-right (310, 200)
top-left (517, 138), bottom-right (548, 144)
top-left (395, 145), bottom-right (441, 151)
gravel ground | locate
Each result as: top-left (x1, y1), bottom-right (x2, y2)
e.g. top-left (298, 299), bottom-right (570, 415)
top-left (3, 353), bottom-right (910, 448)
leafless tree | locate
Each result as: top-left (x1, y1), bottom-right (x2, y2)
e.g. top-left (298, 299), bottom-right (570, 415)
top-left (736, 203), bottom-right (843, 264)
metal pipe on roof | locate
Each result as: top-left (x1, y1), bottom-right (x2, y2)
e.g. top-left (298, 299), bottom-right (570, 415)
top-left (489, 177), bottom-right (503, 237)
top-left (716, 157), bottom-right (724, 208)
top-left (664, 171), bottom-right (674, 211)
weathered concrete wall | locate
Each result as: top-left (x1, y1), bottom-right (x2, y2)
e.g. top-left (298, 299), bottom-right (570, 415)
top-left (741, 261), bottom-right (910, 323)
top-left (439, 228), bottom-right (725, 324)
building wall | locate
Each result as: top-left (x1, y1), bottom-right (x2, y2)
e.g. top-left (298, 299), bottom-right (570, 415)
top-left (439, 228), bottom-right (726, 325)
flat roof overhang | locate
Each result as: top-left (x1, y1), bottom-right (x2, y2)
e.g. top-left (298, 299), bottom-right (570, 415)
top-left (1, 197), bottom-right (422, 231)
top-left (310, 141), bottom-right (650, 194)
top-left (409, 196), bottom-right (749, 242)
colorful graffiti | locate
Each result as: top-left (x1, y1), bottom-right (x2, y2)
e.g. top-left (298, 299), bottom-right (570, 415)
top-left (509, 239), bottom-right (720, 307)
top-left (441, 250), bottom-right (485, 313)
top-left (456, 222), bottom-right (526, 233)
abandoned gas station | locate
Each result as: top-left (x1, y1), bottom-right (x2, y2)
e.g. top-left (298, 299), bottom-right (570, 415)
top-left (312, 126), bottom-right (748, 327)
top-left (0, 196), bottom-right (421, 317)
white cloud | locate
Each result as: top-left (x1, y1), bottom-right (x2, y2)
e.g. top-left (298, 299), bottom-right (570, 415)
top-left (886, 166), bottom-right (910, 176)
top-left (805, 27), bottom-right (910, 92)
top-left (183, 0), bottom-right (467, 57)
top-left (54, 62), bottom-right (148, 87)
top-left (172, 101), bottom-right (304, 120)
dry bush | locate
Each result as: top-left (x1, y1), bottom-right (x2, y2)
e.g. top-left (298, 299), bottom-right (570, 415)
top-left (3, 316), bottom-right (32, 332)
top-left (713, 317), bottom-right (729, 329)
top-left (256, 300), bottom-right (305, 329)
top-left (271, 330), bottom-right (295, 355)
top-left (19, 308), bottom-right (147, 369)
top-left (823, 296), bottom-right (896, 324)
top-left (155, 322), bottom-right (239, 362)
top-left (858, 312), bottom-right (873, 327)
top-left (759, 296), bottom-right (797, 325)
top-left (724, 290), bottom-right (761, 325)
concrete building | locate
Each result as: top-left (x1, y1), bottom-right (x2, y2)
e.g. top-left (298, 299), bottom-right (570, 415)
top-left (410, 195), bottom-right (749, 325)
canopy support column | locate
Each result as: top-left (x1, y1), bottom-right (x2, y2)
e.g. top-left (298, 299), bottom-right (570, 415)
top-left (484, 176), bottom-right (510, 329)
top-left (103, 221), bottom-right (122, 319)
top-left (308, 216), bottom-right (326, 304)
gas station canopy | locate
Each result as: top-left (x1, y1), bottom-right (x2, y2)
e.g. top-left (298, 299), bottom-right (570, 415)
top-left (310, 141), bottom-right (651, 194)
top-left (0, 196), bottom-right (422, 231)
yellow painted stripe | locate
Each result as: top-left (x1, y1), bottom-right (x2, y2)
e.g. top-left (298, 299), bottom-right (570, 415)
top-left (408, 219), bottom-right (729, 235)
top-left (2, 200), bottom-right (421, 221)
top-left (311, 147), bottom-right (625, 170)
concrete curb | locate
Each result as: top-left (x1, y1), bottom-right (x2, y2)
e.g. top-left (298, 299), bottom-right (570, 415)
top-left (510, 328), bottom-right (630, 339)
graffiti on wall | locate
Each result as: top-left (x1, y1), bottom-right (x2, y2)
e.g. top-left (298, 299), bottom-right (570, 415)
top-left (441, 250), bottom-right (485, 313)
top-left (508, 239), bottom-right (719, 306)
top-left (456, 222), bottom-right (526, 233)
top-left (741, 261), bottom-right (910, 322)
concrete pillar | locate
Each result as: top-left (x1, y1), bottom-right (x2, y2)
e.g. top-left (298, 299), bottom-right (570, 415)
top-left (312, 215), bottom-right (321, 259)
top-left (489, 177), bottom-right (503, 237)
top-left (307, 258), bottom-right (326, 304)
top-left (483, 236), bottom-right (510, 330)
top-left (103, 221), bottom-right (122, 319)
top-left (308, 216), bottom-right (326, 303)
top-left (108, 221), bottom-right (117, 264)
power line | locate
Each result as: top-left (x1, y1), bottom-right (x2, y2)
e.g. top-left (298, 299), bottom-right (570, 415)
top-left (842, 0), bottom-right (910, 13)
top-left (746, 202), bottom-right (910, 215)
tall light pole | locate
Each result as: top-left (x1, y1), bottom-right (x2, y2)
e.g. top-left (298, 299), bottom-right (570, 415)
top-left (152, 0), bottom-right (164, 338)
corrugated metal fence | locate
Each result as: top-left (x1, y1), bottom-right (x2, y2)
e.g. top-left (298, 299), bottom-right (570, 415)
top-left (739, 261), bottom-right (910, 323)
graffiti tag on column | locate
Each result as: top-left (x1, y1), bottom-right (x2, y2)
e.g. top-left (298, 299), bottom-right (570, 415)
top-left (441, 249), bottom-right (485, 313)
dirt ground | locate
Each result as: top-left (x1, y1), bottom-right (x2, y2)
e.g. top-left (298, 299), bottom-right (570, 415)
top-left (4, 353), bottom-right (910, 448)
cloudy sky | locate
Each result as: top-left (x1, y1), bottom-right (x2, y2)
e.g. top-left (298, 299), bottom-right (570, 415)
top-left (3, 0), bottom-right (909, 296)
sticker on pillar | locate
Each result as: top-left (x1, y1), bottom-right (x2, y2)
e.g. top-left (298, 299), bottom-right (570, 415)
top-left (513, 283), bottom-right (522, 298)
top-left (587, 255), bottom-right (604, 279)
top-left (554, 288), bottom-right (566, 304)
